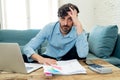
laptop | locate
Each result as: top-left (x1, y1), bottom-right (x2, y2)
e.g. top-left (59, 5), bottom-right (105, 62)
top-left (0, 43), bottom-right (43, 74)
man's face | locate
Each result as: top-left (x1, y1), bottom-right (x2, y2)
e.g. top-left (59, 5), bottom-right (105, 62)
top-left (59, 15), bottom-right (73, 35)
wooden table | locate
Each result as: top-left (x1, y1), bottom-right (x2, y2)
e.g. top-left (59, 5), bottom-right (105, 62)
top-left (0, 59), bottom-right (120, 80)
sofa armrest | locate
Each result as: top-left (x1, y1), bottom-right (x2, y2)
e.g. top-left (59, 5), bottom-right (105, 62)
top-left (112, 34), bottom-right (120, 59)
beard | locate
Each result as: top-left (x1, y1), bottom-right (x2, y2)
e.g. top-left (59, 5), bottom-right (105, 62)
top-left (60, 25), bottom-right (72, 34)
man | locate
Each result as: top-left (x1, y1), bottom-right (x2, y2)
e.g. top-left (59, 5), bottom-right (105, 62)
top-left (23, 3), bottom-right (89, 65)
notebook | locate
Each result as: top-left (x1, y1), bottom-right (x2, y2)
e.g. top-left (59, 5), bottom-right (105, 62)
top-left (0, 43), bottom-right (42, 74)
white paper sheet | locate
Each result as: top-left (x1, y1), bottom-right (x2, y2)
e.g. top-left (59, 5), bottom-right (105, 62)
top-left (43, 59), bottom-right (86, 75)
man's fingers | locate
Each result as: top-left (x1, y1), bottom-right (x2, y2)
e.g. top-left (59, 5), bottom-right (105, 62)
top-left (69, 7), bottom-right (77, 15)
top-left (46, 59), bottom-right (57, 65)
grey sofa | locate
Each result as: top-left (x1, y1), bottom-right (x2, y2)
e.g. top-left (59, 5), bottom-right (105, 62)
top-left (0, 27), bottom-right (120, 68)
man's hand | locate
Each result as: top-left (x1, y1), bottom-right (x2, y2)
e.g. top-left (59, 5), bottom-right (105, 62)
top-left (67, 7), bottom-right (83, 34)
top-left (38, 57), bottom-right (57, 65)
top-left (31, 53), bottom-right (57, 65)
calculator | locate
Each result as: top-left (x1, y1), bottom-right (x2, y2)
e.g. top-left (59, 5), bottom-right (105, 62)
top-left (85, 60), bottom-right (112, 74)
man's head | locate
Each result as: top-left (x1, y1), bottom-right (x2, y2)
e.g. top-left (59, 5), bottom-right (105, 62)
top-left (58, 3), bottom-right (79, 35)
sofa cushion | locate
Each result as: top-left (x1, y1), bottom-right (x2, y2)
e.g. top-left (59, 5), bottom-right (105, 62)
top-left (103, 57), bottom-right (120, 66)
top-left (87, 53), bottom-right (100, 60)
top-left (88, 25), bottom-right (118, 58)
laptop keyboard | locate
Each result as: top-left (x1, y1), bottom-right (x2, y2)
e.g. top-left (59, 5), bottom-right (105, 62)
top-left (26, 67), bottom-right (34, 70)
top-left (25, 63), bottom-right (43, 71)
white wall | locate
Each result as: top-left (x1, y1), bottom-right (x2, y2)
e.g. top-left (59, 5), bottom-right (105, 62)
top-left (59, 0), bottom-right (95, 32)
top-left (94, 0), bottom-right (120, 32)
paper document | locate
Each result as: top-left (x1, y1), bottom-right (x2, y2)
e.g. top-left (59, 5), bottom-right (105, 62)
top-left (43, 59), bottom-right (86, 75)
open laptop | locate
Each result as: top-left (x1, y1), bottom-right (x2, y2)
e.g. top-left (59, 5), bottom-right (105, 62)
top-left (0, 43), bottom-right (43, 74)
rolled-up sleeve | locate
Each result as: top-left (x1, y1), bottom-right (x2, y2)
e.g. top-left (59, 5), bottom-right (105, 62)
top-left (23, 24), bottom-right (51, 62)
top-left (23, 31), bottom-right (45, 62)
top-left (75, 31), bottom-right (89, 58)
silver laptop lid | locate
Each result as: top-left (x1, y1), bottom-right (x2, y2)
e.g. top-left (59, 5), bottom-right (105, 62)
top-left (0, 43), bottom-right (27, 73)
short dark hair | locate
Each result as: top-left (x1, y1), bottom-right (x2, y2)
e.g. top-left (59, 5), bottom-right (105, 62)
top-left (58, 3), bottom-right (79, 18)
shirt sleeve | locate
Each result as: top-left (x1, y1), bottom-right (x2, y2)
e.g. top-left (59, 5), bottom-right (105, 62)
top-left (23, 24), bottom-right (50, 62)
top-left (75, 31), bottom-right (89, 58)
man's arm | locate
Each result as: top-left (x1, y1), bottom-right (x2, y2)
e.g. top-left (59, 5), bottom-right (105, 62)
top-left (31, 53), bottom-right (57, 65)
top-left (75, 32), bottom-right (89, 58)
top-left (24, 39), bottom-right (57, 65)
top-left (23, 25), bottom-right (57, 65)
top-left (68, 7), bottom-right (89, 58)
top-left (68, 7), bottom-right (83, 35)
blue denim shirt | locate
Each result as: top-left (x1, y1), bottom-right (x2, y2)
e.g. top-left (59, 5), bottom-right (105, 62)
top-left (23, 21), bottom-right (89, 62)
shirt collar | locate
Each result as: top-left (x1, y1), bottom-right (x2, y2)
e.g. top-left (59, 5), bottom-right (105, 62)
top-left (56, 22), bottom-right (61, 35)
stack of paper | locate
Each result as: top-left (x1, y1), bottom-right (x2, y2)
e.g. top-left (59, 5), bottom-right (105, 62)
top-left (43, 59), bottom-right (86, 75)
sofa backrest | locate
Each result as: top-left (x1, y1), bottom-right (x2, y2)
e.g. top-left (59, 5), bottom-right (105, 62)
top-left (113, 33), bottom-right (120, 58)
top-left (0, 29), bottom-right (40, 46)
